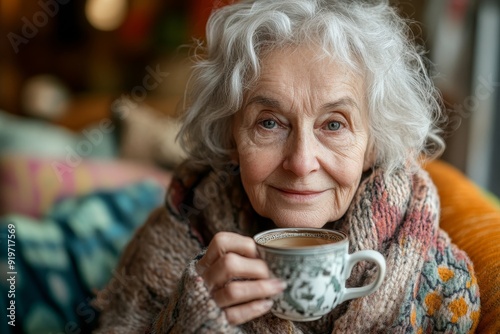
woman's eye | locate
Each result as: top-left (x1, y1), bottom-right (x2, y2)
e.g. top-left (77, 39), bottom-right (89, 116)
top-left (327, 121), bottom-right (341, 131)
top-left (260, 119), bottom-right (277, 129)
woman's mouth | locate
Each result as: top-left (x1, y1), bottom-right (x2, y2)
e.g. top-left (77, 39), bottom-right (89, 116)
top-left (272, 187), bottom-right (326, 202)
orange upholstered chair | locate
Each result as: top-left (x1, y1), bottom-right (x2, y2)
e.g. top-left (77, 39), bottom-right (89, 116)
top-left (424, 160), bottom-right (500, 333)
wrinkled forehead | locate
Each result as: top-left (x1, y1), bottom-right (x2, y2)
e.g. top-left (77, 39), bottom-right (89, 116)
top-left (247, 43), bottom-right (368, 106)
top-left (253, 41), bottom-right (367, 89)
top-left (260, 32), bottom-right (365, 70)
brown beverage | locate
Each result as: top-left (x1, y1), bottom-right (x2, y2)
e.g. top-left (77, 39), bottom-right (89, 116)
top-left (264, 236), bottom-right (336, 248)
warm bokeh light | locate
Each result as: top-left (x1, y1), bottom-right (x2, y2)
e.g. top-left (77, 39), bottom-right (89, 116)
top-left (0, 0), bottom-right (21, 26)
top-left (85, 0), bottom-right (127, 31)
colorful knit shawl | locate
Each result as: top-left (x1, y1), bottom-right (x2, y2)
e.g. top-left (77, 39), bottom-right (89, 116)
top-left (94, 165), bottom-right (481, 333)
top-left (158, 164), bottom-right (481, 333)
top-left (321, 167), bottom-right (481, 333)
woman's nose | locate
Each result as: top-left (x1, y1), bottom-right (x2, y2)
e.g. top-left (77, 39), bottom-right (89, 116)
top-left (282, 131), bottom-right (321, 177)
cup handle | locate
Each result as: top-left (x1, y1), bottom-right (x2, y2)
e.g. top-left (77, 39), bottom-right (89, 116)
top-left (338, 250), bottom-right (386, 303)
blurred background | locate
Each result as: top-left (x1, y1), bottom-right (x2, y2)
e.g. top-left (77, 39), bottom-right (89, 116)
top-left (0, 0), bottom-right (499, 332)
top-left (0, 0), bottom-right (499, 194)
top-left (0, 0), bottom-right (214, 132)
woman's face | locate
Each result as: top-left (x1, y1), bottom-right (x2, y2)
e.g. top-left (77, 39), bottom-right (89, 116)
top-left (232, 45), bottom-right (372, 228)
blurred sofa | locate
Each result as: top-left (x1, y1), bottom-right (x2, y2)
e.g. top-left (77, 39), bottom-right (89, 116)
top-left (424, 160), bottom-right (500, 333)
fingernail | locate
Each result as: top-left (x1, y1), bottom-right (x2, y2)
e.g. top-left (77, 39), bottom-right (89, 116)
top-left (271, 279), bottom-right (287, 291)
top-left (263, 299), bottom-right (274, 309)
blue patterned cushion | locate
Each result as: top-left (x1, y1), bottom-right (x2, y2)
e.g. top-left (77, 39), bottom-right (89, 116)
top-left (0, 180), bottom-right (164, 334)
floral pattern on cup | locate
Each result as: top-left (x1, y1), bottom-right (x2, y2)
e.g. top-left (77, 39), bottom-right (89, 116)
top-left (254, 228), bottom-right (386, 322)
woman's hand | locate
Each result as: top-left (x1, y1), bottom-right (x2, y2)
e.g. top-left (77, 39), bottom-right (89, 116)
top-left (196, 232), bottom-right (286, 325)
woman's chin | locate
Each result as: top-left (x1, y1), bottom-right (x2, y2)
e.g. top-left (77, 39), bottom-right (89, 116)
top-left (268, 213), bottom-right (329, 229)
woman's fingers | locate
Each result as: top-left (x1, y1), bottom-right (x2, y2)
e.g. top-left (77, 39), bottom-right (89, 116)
top-left (212, 278), bottom-right (286, 308)
top-left (203, 253), bottom-right (270, 290)
top-left (194, 231), bottom-right (282, 324)
top-left (224, 299), bottom-right (275, 326)
top-left (196, 232), bottom-right (258, 276)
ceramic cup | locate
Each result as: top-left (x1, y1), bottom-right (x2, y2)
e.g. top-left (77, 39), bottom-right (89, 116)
top-left (254, 228), bottom-right (386, 322)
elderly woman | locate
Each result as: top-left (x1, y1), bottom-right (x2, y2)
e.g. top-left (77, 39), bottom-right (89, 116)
top-left (94, 0), bottom-right (480, 332)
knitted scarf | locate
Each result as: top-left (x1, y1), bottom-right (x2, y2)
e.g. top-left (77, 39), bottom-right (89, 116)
top-left (156, 164), bottom-right (480, 333)
top-left (321, 167), bottom-right (480, 332)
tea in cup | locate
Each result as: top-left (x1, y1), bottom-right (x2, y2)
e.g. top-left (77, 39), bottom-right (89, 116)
top-left (254, 228), bottom-right (386, 321)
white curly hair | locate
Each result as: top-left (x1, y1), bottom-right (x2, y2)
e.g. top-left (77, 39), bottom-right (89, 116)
top-left (177, 0), bottom-right (445, 174)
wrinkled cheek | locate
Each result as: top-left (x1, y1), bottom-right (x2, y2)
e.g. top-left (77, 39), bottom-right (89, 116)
top-left (330, 154), bottom-right (366, 188)
top-left (239, 145), bottom-right (276, 177)
top-left (240, 156), bottom-right (269, 187)
top-left (238, 150), bottom-right (277, 210)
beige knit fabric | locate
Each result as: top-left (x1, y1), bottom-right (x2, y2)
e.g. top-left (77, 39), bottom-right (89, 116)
top-left (93, 166), bottom-right (479, 333)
